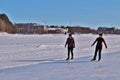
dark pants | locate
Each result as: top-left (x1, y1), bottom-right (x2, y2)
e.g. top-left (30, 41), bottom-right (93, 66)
top-left (67, 47), bottom-right (74, 59)
top-left (93, 46), bottom-right (102, 61)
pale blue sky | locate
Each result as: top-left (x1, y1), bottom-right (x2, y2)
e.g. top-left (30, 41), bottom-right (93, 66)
top-left (0, 0), bottom-right (120, 28)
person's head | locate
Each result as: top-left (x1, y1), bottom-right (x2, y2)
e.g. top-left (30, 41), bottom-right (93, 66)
top-left (69, 33), bottom-right (72, 37)
top-left (99, 33), bottom-right (103, 37)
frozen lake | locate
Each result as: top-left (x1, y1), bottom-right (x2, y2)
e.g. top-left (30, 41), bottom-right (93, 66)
top-left (0, 33), bottom-right (120, 80)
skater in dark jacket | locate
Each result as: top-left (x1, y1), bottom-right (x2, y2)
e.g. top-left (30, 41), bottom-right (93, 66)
top-left (65, 33), bottom-right (75, 60)
top-left (91, 33), bottom-right (107, 61)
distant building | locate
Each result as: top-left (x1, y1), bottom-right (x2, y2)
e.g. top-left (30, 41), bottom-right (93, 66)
top-left (48, 28), bottom-right (66, 34)
top-left (15, 23), bottom-right (44, 34)
top-left (68, 26), bottom-right (92, 34)
top-left (14, 23), bottom-right (120, 34)
top-left (97, 27), bottom-right (116, 34)
top-left (113, 28), bottom-right (120, 34)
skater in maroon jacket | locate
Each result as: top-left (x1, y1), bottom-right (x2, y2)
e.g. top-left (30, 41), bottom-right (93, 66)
top-left (91, 33), bottom-right (107, 61)
top-left (65, 33), bottom-right (75, 60)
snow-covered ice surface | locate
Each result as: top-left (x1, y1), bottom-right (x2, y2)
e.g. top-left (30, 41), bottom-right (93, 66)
top-left (0, 33), bottom-right (120, 80)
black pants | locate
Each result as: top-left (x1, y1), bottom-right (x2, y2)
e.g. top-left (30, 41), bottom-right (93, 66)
top-left (67, 47), bottom-right (74, 59)
top-left (93, 47), bottom-right (102, 61)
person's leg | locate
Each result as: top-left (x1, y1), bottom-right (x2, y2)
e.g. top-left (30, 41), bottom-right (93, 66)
top-left (91, 47), bottom-right (98, 61)
top-left (66, 47), bottom-right (70, 60)
top-left (98, 48), bottom-right (102, 61)
top-left (70, 48), bottom-right (73, 60)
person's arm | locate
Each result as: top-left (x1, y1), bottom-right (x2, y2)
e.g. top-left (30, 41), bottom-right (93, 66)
top-left (103, 38), bottom-right (107, 48)
top-left (73, 38), bottom-right (75, 48)
top-left (91, 38), bottom-right (97, 46)
top-left (65, 38), bottom-right (68, 48)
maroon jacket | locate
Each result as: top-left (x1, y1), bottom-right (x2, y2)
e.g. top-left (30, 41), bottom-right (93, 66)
top-left (65, 37), bottom-right (75, 48)
top-left (92, 37), bottom-right (107, 48)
